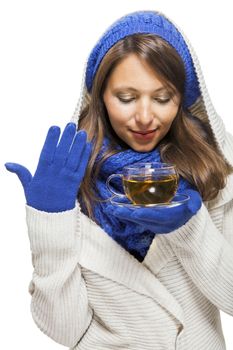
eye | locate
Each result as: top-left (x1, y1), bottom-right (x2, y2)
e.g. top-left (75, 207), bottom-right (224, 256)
top-left (154, 98), bottom-right (171, 104)
top-left (118, 97), bottom-right (134, 103)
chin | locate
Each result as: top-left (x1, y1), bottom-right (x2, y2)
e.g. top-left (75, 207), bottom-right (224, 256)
top-left (130, 143), bottom-right (157, 153)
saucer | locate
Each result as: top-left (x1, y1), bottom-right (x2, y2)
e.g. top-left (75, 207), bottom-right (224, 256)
top-left (109, 193), bottom-right (190, 209)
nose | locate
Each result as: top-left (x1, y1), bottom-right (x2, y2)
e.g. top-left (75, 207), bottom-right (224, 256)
top-left (134, 99), bottom-right (154, 126)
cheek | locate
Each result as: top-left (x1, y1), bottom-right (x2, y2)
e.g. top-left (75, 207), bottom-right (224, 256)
top-left (109, 99), bottom-right (130, 112)
top-left (159, 107), bottom-right (178, 131)
top-left (109, 114), bottom-right (127, 130)
top-left (162, 104), bottom-right (179, 122)
top-left (105, 101), bottom-right (131, 125)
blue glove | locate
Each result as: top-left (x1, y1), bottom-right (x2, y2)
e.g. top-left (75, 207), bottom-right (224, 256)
top-left (5, 122), bottom-right (92, 212)
top-left (107, 189), bottom-right (202, 234)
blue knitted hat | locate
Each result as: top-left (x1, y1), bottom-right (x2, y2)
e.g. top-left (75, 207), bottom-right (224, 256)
top-left (85, 10), bottom-right (200, 108)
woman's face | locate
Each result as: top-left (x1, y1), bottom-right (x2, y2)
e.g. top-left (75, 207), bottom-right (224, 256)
top-left (103, 54), bottom-right (181, 152)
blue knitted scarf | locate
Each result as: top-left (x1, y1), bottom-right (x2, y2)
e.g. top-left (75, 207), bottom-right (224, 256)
top-left (90, 138), bottom-right (193, 262)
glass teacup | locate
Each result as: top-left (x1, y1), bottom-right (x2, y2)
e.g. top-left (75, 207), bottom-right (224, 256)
top-left (106, 162), bottom-right (179, 207)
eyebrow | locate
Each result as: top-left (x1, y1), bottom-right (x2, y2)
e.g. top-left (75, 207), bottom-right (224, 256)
top-left (112, 86), bottom-right (167, 93)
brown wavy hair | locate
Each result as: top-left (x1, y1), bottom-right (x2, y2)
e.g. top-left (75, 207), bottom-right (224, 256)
top-left (77, 34), bottom-right (233, 221)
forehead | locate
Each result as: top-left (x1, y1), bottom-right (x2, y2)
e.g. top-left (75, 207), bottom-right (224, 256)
top-left (106, 54), bottom-right (166, 92)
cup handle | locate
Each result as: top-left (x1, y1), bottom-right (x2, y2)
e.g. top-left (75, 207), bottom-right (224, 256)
top-left (106, 174), bottom-right (127, 198)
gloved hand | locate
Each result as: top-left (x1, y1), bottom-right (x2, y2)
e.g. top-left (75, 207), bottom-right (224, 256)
top-left (107, 189), bottom-right (202, 234)
top-left (5, 122), bottom-right (92, 212)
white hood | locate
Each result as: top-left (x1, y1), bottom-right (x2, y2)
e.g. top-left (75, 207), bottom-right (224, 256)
top-left (70, 11), bottom-right (233, 172)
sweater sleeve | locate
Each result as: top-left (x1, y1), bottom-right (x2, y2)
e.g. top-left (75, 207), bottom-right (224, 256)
top-left (163, 201), bottom-right (233, 316)
top-left (26, 203), bottom-right (93, 348)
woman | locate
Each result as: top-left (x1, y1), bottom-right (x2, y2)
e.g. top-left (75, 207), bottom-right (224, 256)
top-left (5, 10), bottom-right (233, 350)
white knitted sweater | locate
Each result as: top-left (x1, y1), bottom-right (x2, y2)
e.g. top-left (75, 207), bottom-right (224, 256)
top-left (26, 11), bottom-right (233, 350)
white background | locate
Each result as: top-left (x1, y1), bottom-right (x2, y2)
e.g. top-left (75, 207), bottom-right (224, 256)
top-left (1, 0), bottom-right (233, 349)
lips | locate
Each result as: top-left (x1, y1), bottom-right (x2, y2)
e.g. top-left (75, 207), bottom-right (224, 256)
top-left (131, 129), bottom-right (157, 135)
top-left (130, 128), bottom-right (158, 141)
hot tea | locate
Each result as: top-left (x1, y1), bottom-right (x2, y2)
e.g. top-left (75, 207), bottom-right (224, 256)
top-left (106, 162), bottom-right (179, 206)
top-left (123, 174), bottom-right (178, 205)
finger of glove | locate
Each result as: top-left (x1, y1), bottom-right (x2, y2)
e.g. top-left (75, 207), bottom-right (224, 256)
top-left (123, 216), bottom-right (172, 233)
top-left (66, 130), bottom-right (88, 171)
top-left (108, 207), bottom-right (138, 222)
top-left (184, 189), bottom-right (202, 214)
top-left (5, 162), bottom-right (32, 190)
top-left (75, 142), bottom-right (92, 182)
top-left (106, 206), bottom-right (159, 230)
top-left (53, 123), bottom-right (76, 166)
top-left (111, 211), bottom-right (172, 233)
top-left (39, 126), bottom-right (61, 165)
top-left (110, 207), bottom-right (136, 221)
top-left (112, 204), bottom-right (188, 223)
top-left (110, 211), bottom-right (159, 231)
top-left (130, 205), bottom-right (188, 223)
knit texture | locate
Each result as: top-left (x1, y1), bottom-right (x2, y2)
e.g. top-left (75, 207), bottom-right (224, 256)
top-left (25, 140), bottom-right (233, 348)
top-left (25, 9), bottom-right (233, 350)
top-left (89, 137), bottom-right (195, 262)
top-left (85, 10), bottom-right (200, 108)
top-left (5, 124), bottom-right (92, 212)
